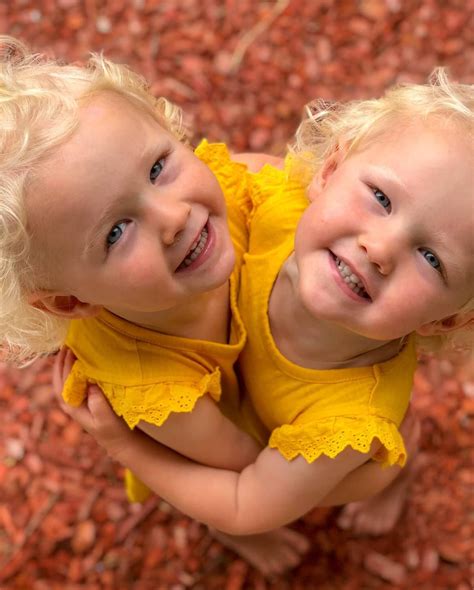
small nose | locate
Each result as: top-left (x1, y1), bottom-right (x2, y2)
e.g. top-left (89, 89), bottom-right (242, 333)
top-left (358, 229), bottom-right (396, 275)
top-left (150, 196), bottom-right (191, 246)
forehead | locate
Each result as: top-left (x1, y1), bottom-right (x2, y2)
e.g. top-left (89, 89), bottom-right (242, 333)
top-left (29, 93), bottom-right (167, 207)
top-left (356, 122), bottom-right (473, 212)
top-left (358, 120), bottom-right (471, 174)
top-left (44, 93), bottom-right (160, 169)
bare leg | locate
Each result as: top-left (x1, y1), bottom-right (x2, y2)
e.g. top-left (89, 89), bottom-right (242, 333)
top-left (209, 527), bottom-right (310, 577)
top-left (337, 414), bottom-right (422, 536)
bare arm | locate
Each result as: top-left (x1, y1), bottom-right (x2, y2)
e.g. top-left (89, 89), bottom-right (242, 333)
top-left (318, 407), bottom-right (418, 506)
top-left (137, 395), bottom-right (261, 471)
top-left (318, 460), bottom-right (402, 506)
top-left (116, 428), bottom-right (379, 534)
top-left (60, 383), bottom-right (379, 535)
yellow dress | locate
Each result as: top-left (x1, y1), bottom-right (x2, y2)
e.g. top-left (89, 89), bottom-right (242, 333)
top-left (238, 159), bottom-right (417, 467)
top-left (62, 141), bottom-right (251, 501)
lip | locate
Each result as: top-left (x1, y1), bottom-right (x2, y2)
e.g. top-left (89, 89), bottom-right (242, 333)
top-left (175, 219), bottom-right (214, 272)
top-left (329, 251), bottom-right (372, 302)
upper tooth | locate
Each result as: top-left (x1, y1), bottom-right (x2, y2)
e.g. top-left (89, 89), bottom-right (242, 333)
top-left (337, 259), bottom-right (362, 286)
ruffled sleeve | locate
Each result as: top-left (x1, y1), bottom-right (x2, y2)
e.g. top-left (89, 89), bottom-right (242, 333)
top-left (62, 360), bottom-right (222, 429)
top-left (247, 162), bottom-right (287, 212)
top-left (269, 414), bottom-right (407, 468)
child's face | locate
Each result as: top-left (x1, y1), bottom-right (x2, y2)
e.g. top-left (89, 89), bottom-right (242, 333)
top-left (27, 93), bottom-right (235, 315)
top-left (294, 121), bottom-right (473, 341)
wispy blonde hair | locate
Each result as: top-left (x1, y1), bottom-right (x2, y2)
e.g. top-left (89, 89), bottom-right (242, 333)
top-left (0, 36), bottom-right (187, 365)
top-left (291, 69), bottom-right (473, 352)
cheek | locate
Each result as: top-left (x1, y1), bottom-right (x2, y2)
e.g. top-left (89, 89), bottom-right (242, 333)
top-left (121, 258), bottom-right (166, 289)
top-left (383, 286), bottom-right (434, 328)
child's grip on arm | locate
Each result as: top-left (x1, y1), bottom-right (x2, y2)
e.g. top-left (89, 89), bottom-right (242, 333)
top-left (54, 347), bottom-right (262, 474)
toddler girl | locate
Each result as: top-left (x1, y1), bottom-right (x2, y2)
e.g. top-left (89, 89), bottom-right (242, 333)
top-left (60, 71), bottom-right (473, 535)
top-left (0, 35), bottom-right (311, 575)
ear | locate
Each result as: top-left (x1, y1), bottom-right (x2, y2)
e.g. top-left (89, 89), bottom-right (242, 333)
top-left (307, 143), bottom-right (348, 202)
top-left (28, 291), bottom-right (102, 319)
top-left (416, 311), bottom-right (474, 336)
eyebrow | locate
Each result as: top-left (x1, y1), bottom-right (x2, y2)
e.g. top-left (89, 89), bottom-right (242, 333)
top-left (368, 165), bottom-right (411, 200)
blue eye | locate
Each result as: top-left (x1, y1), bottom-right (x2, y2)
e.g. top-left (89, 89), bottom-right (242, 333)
top-left (420, 248), bottom-right (441, 272)
top-left (150, 157), bottom-right (165, 183)
top-left (106, 221), bottom-right (127, 249)
top-left (372, 187), bottom-right (391, 211)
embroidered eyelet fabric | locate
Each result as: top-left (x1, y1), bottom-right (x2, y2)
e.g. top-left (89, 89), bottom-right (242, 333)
top-left (61, 140), bottom-right (253, 503)
top-left (237, 158), bottom-right (417, 470)
top-left (269, 415), bottom-right (406, 467)
top-left (62, 361), bottom-right (222, 429)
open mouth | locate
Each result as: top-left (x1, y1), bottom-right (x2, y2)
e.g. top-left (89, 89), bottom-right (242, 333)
top-left (334, 255), bottom-right (371, 300)
top-left (176, 224), bottom-right (209, 271)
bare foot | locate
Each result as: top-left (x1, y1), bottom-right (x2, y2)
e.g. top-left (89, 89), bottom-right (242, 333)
top-left (209, 526), bottom-right (310, 577)
top-left (338, 414), bottom-right (423, 536)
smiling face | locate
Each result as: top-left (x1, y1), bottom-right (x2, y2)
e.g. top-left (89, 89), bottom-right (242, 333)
top-left (26, 93), bottom-right (235, 316)
top-left (294, 120), bottom-right (474, 341)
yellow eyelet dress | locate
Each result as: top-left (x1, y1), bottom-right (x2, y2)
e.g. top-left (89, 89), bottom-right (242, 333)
top-left (62, 141), bottom-right (252, 501)
top-left (238, 158), bottom-right (417, 468)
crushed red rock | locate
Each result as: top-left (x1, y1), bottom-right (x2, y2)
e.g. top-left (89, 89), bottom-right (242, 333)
top-left (0, 1), bottom-right (472, 588)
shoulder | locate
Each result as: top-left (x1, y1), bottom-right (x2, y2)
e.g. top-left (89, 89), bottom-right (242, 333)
top-left (232, 152), bottom-right (284, 172)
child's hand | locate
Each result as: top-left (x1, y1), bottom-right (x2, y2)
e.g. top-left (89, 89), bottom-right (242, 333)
top-left (53, 347), bottom-right (134, 461)
top-left (52, 345), bottom-right (76, 397)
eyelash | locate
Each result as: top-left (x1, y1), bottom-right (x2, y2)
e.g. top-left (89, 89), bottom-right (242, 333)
top-left (106, 220), bottom-right (128, 251)
top-left (371, 186), bottom-right (391, 212)
top-left (419, 248), bottom-right (444, 276)
top-left (150, 154), bottom-right (167, 183)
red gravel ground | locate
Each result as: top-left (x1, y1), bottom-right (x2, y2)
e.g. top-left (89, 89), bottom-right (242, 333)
top-left (1, 1), bottom-right (473, 588)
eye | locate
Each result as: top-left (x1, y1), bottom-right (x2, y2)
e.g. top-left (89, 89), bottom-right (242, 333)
top-left (150, 157), bottom-right (165, 183)
top-left (420, 248), bottom-right (441, 272)
top-left (372, 187), bottom-right (391, 211)
top-left (106, 221), bottom-right (127, 249)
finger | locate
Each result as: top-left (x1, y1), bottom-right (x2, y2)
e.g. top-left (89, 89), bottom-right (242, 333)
top-left (86, 385), bottom-right (115, 419)
top-left (52, 346), bottom-right (67, 397)
top-left (61, 395), bottom-right (96, 431)
top-left (62, 348), bottom-right (77, 385)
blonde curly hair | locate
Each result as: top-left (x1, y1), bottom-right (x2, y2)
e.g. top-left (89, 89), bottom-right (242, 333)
top-left (291, 69), bottom-right (474, 353)
top-left (0, 36), bottom-right (187, 365)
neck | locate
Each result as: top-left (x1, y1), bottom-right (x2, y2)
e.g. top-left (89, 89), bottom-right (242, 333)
top-left (106, 282), bottom-right (230, 342)
top-left (270, 256), bottom-right (404, 369)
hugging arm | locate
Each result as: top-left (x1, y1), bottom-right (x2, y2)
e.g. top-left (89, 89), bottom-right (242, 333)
top-left (57, 377), bottom-right (380, 535)
top-left (137, 396), bottom-right (261, 472)
top-left (114, 424), bottom-right (379, 534)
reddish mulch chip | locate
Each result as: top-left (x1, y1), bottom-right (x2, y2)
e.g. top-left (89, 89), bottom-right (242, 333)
top-left (1, 1), bottom-right (472, 588)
